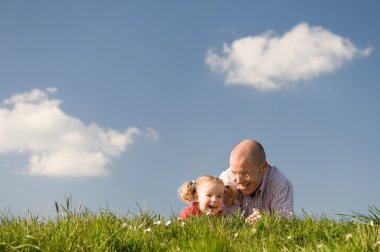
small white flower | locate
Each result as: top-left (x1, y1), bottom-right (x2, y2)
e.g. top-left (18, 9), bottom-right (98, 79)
top-left (345, 233), bottom-right (352, 240)
top-left (349, 218), bottom-right (359, 223)
top-left (317, 244), bottom-right (323, 248)
top-left (376, 240), bottom-right (380, 245)
top-left (287, 236), bottom-right (291, 240)
top-left (144, 227), bottom-right (151, 233)
top-left (234, 232), bottom-right (239, 238)
top-left (122, 223), bottom-right (127, 228)
top-left (181, 222), bottom-right (185, 227)
top-left (165, 220), bottom-right (171, 226)
top-left (153, 220), bottom-right (162, 225)
top-left (369, 220), bottom-right (374, 226)
top-left (252, 228), bottom-right (257, 234)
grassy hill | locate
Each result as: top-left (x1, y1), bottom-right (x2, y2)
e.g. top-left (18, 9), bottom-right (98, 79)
top-left (1, 202), bottom-right (379, 251)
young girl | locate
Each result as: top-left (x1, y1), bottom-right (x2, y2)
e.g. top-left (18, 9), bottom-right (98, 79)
top-left (178, 175), bottom-right (235, 220)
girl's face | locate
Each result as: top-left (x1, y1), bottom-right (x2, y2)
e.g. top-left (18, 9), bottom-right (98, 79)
top-left (195, 181), bottom-right (224, 215)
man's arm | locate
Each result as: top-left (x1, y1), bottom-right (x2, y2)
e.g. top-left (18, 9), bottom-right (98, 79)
top-left (246, 181), bottom-right (293, 222)
top-left (220, 168), bottom-right (240, 216)
top-left (271, 180), bottom-right (294, 218)
top-left (219, 168), bottom-right (233, 185)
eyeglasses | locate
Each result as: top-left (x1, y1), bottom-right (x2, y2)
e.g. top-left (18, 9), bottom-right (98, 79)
top-left (228, 169), bottom-right (255, 180)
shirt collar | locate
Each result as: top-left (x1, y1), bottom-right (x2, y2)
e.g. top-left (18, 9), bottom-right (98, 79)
top-left (249, 164), bottom-right (271, 198)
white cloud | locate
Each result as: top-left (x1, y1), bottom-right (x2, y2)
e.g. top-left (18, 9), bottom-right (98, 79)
top-left (0, 88), bottom-right (158, 177)
top-left (205, 22), bottom-right (373, 91)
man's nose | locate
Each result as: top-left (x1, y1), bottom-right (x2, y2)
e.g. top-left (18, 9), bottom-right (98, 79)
top-left (235, 175), bottom-right (243, 183)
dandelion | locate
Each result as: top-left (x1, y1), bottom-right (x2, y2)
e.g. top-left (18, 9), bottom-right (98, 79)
top-left (144, 227), bottom-right (151, 233)
top-left (234, 232), bottom-right (239, 238)
top-left (345, 233), bottom-right (352, 240)
top-left (165, 220), bottom-right (171, 226)
top-left (153, 220), bottom-right (162, 225)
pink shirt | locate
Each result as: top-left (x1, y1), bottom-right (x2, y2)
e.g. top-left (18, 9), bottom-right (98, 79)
top-left (179, 202), bottom-right (202, 220)
top-left (220, 165), bottom-right (294, 218)
top-left (179, 202), bottom-right (223, 220)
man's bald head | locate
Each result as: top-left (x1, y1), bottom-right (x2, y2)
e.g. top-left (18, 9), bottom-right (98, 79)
top-left (231, 139), bottom-right (266, 166)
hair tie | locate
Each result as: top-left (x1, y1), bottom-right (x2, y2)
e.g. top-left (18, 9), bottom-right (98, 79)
top-left (190, 180), bottom-right (196, 194)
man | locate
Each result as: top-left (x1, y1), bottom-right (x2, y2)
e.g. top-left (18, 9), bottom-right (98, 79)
top-left (220, 139), bottom-right (293, 221)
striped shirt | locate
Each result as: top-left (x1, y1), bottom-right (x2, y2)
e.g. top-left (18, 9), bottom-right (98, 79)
top-left (220, 165), bottom-right (294, 218)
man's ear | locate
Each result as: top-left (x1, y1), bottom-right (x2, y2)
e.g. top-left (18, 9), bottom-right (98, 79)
top-left (260, 161), bottom-right (268, 172)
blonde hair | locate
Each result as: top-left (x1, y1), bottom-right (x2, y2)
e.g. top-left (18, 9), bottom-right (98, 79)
top-left (178, 175), bottom-right (235, 205)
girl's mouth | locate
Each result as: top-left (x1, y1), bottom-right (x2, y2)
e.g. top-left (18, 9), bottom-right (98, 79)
top-left (208, 205), bottom-right (219, 211)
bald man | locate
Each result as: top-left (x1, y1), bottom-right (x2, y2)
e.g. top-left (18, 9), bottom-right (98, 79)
top-left (220, 139), bottom-right (293, 221)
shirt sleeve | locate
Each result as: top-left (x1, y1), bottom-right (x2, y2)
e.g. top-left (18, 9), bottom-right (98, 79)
top-left (179, 203), bottom-right (201, 220)
top-left (271, 179), bottom-right (294, 218)
top-left (179, 205), bottom-right (193, 220)
top-left (219, 167), bottom-right (234, 186)
top-left (220, 168), bottom-right (240, 217)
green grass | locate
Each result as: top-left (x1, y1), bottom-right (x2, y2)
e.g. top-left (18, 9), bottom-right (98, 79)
top-left (0, 203), bottom-right (379, 251)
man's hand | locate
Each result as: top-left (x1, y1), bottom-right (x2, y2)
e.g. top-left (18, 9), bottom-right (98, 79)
top-left (245, 208), bottom-right (261, 223)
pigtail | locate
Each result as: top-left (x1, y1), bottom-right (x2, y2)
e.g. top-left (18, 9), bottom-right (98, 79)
top-left (178, 180), bottom-right (196, 202)
top-left (224, 185), bottom-right (236, 205)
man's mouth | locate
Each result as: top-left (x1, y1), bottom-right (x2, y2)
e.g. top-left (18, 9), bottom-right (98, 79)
top-left (238, 183), bottom-right (250, 190)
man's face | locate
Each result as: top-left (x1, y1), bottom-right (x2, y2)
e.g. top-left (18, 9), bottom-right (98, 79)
top-left (229, 154), bottom-right (267, 196)
top-left (195, 181), bottom-right (224, 215)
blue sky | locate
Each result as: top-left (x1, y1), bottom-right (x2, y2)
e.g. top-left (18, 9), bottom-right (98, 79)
top-left (0, 1), bottom-right (379, 218)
